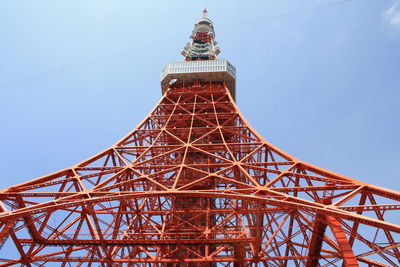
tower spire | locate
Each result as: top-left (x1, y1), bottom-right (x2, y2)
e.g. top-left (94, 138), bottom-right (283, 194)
top-left (203, 8), bottom-right (208, 18)
top-left (181, 12), bottom-right (220, 61)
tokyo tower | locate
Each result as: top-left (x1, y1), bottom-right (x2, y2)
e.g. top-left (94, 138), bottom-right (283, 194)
top-left (1, 10), bottom-right (399, 266)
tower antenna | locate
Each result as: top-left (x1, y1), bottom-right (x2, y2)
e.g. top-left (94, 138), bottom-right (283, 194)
top-left (203, 8), bottom-right (208, 18)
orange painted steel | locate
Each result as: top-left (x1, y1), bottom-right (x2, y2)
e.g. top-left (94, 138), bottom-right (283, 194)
top-left (0, 82), bottom-right (399, 266)
top-left (1, 15), bottom-right (400, 267)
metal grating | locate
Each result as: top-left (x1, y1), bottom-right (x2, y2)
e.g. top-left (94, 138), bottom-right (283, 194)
top-left (161, 59), bottom-right (236, 81)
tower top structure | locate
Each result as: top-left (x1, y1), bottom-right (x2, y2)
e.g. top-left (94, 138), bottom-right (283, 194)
top-left (182, 10), bottom-right (219, 61)
top-left (161, 11), bottom-right (236, 99)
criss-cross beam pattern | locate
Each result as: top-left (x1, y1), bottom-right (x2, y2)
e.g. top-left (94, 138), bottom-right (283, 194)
top-left (0, 82), bottom-right (399, 266)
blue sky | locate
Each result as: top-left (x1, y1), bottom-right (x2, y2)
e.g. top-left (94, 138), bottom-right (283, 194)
top-left (0, 0), bottom-right (399, 192)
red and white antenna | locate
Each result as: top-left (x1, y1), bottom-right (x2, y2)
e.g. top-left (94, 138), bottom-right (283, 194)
top-left (203, 8), bottom-right (208, 18)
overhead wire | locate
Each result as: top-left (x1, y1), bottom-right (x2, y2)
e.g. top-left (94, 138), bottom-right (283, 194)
top-left (0, 0), bottom-right (353, 90)
top-left (221, 0), bottom-right (352, 28)
top-left (0, 34), bottom-right (185, 90)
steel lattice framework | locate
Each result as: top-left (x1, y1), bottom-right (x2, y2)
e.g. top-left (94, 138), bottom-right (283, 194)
top-left (1, 12), bottom-right (400, 267)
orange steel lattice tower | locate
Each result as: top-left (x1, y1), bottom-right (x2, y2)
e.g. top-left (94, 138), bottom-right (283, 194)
top-left (1, 12), bottom-right (400, 267)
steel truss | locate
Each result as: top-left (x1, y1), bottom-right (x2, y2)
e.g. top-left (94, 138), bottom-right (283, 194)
top-left (0, 81), bottom-right (399, 266)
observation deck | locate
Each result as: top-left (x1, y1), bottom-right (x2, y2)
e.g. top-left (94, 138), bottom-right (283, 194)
top-left (160, 59), bottom-right (236, 99)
